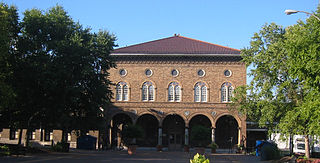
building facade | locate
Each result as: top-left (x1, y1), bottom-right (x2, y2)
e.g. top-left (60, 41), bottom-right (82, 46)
top-left (0, 35), bottom-right (247, 150)
top-left (107, 35), bottom-right (246, 150)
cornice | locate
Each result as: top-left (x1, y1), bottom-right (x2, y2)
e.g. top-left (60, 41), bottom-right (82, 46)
top-left (112, 55), bottom-right (243, 65)
top-left (115, 60), bottom-right (244, 65)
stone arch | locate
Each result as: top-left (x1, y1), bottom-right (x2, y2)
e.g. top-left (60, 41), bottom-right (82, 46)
top-left (160, 112), bottom-right (187, 127)
top-left (213, 113), bottom-right (241, 128)
top-left (110, 112), bottom-right (133, 149)
top-left (136, 114), bottom-right (159, 147)
top-left (162, 114), bottom-right (185, 151)
top-left (188, 114), bottom-right (213, 147)
top-left (137, 111), bottom-right (161, 123)
top-left (214, 114), bottom-right (239, 149)
top-left (109, 111), bottom-right (136, 125)
top-left (187, 112), bottom-right (214, 127)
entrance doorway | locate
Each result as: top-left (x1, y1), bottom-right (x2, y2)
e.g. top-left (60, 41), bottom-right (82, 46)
top-left (215, 115), bottom-right (239, 149)
top-left (162, 114), bottom-right (185, 151)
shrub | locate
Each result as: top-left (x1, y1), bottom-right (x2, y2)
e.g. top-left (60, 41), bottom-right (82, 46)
top-left (190, 153), bottom-right (210, 163)
top-left (121, 124), bottom-right (144, 145)
top-left (51, 142), bottom-right (70, 152)
top-left (0, 145), bottom-right (10, 156)
top-left (260, 143), bottom-right (281, 161)
top-left (209, 142), bottom-right (218, 150)
top-left (190, 125), bottom-right (211, 147)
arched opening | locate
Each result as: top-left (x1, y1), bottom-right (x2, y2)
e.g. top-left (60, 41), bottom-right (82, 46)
top-left (136, 114), bottom-right (159, 147)
top-left (111, 113), bottom-right (132, 149)
top-left (215, 115), bottom-right (239, 149)
top-left (162, 114), bottom-right (185, 151)
top-left (189, 115), bottom-right (212, 147)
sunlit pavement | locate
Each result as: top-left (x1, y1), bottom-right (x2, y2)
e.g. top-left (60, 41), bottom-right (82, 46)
top-left (0, 149), bottom-right (267, 163)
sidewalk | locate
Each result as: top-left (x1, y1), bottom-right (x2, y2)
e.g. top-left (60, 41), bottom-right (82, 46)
top-left (0, 149), bottom-right (267, 163)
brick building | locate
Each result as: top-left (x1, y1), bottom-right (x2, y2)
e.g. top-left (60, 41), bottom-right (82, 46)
top-left (0, 35), bottom-right (247, 150)
top-left (107, 35), bottom-right (247, 150)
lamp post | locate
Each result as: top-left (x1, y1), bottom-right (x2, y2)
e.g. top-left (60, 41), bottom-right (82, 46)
top-left (285, 9), bottom-right (320, 22)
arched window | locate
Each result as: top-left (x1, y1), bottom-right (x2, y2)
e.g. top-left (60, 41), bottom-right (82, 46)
top-left (201, 86), bottom-right (207, 102)
top-left (175, 85), bottom-right (181, 101)
top-left (123, 85), bottom-right (128, 101)
top-left (221, 82), bottom-right (233, 102)
top-left (116, 82), bottom-right (129, 101)
top-left (194, 82), bottom-right (207, 102)
top-left (168, 82), bottom-right (181, 102)
top-left (142, 81), bottom-right (155, 101)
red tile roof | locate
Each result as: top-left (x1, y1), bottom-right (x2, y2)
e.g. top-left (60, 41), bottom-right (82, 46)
top-left (112, 35), bottom-right (240, 55)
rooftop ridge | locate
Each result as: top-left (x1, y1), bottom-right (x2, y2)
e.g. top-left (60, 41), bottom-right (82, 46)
top-left (114, 36), bottom-right (176, 51)
top-left (113, 35), bottom-right (240, 55)
top-left (176, 35), bottom-right (240, 52)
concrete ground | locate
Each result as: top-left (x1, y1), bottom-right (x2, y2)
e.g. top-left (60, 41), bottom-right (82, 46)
top-left (0, 149), bottom-right (268, 163)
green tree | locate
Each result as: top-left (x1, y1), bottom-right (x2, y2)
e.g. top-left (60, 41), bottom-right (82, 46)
top-left (279, 8), bottom-right (320, 158)
top-left (0, 3), bottom-right (20, 139)
top-left (231, 21), bottom-right (317, 158)
top-left (10, 5), bottom-right (116, 146)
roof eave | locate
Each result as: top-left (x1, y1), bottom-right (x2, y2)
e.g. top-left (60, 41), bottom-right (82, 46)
top-left (110, 53), bottom-right (241, 57)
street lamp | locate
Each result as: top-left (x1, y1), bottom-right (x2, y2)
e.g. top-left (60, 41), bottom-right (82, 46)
top-left (285, 9), bottom-right (320, 22)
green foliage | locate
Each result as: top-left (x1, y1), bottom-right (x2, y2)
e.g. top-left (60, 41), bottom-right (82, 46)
top-left (0, 145), bottom-right (10, 156)
top-left (231, 9), bottom-right (320, 159)
top-left (285, 8), bottom-right (320, 91)
top-left (51, 142), bottom-right (69, 152)
top-left (121, 124), bottom-right (144, 145)
top-left (190, 153), bottom-right (209, 163)
top-left (0, 3), bottom-right (117, 142)
top-left (260, 144), bottom-right (281, 161)
top-left (190, 125), bottom-right (211, 147)
top-left (0, 3), bottom-right (19, 129)
top-left (209, 142), bottom-right (218, 149)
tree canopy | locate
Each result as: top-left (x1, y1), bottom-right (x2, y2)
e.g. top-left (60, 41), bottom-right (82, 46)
top-left (231, 8), bottom-right (320, 158)
top-left (0, 3), bottom-right (19, 129)
top-left (0, 3), bottom-right (116, 143)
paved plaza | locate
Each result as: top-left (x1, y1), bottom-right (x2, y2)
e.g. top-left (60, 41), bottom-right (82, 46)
top-left (0, 149), bottom-right (268, 163)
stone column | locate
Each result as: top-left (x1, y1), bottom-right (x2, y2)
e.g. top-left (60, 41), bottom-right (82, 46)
top-left (108, 126), bottom-right (112, 147)
top-left (211, 127), bottom-right (215, 143)
top-left (238, 127), bottom-right (241, 145)
top-left (158, 127), bottom-right (162, 146)
top-left (185, 128), bottom-right (189, 145)
top-left (117, 124), bottom-right (123, 149)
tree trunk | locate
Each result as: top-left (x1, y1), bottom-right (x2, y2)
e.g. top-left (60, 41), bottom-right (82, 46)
top-left (25, 128), bottom-right (30, 147)
top-left (289, 134), bottom-right (293, 155)
top-left (61, 129), bottom-right (66, 142)
top-left (305, 135), bottom-right (310, 158)
top-left (18, 128), bottom-right (23, 145)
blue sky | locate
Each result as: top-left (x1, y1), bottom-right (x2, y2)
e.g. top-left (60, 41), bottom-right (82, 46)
top-left (2, 0), bottom-right (319, 84)
top-left (2, 0), bottom-right (319, 49)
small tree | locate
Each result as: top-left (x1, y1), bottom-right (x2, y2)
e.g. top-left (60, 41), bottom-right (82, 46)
top-left (121, 124), bottom-right (144, 146)
top-left (190, 125), bottom-right (211, 147)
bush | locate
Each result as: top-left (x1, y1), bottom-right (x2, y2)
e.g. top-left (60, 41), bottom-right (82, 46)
top-left (0, 145), bottom-right (10, 156)
top-left (190, 153), bottom-right (210, 163)
top-left (260, 143), bottom-right (281, 161)
top-left (121, 124), bottom-right (144, 145)
top-left (209, 142), bottom-right (218, 149)
top-left (51, 142), bottom-right (70, 152)
top-left (190, 125), bottom-right (211, 147)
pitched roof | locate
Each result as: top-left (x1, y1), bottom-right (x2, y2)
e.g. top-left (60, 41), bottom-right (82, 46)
top-left (112, 35), bottom-right (240, 55)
